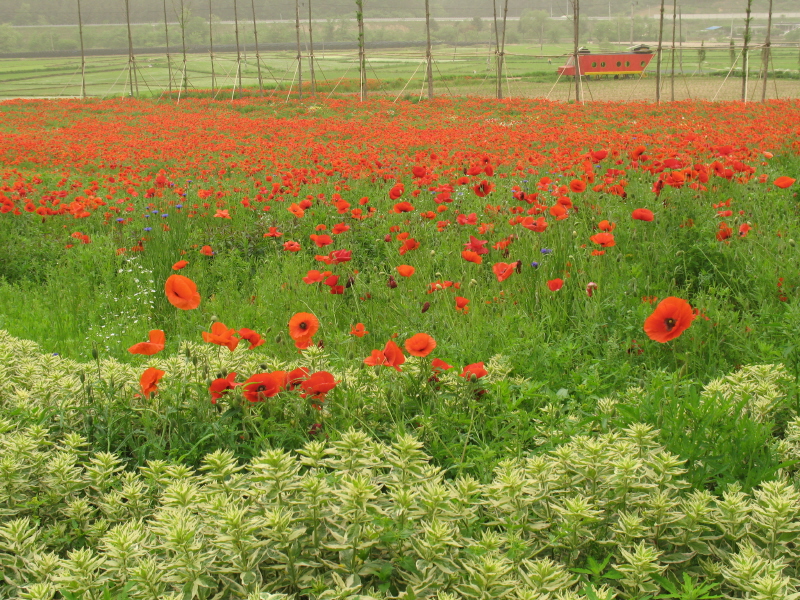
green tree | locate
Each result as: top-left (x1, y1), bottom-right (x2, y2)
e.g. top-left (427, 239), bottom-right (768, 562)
top-left (0, 24), bottom-right (20, 52)
top-left (697, 40), bottom-right (706, 72)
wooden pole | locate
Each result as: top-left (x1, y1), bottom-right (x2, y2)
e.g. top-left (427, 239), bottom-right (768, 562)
top-left (670, 0), bottom-right (676, 100)
top-left (179, 0), bottom-right (188, 93)
top-left (209, 0), bottom-right (215, 94)
top-left (499, 0), bottom-right (509, 99)
top-left (760, 0), bottom-right (772, 102)
top-left (124, 0), bottom-right (138, 97)
top-left (679, 5), bottom-right (683, 75)
top-left (161, 0), bottom-right (172, 95)
top-left (77, 0), bottom-right (86, 99)
top-left (572, 0), bottom-right (581, 103)
top-left (424, 0), bottom-right (433, 99)
top-left (492, 0), bottom-right (500, 99)
top-left (233, 0), bottom-right (243, 95)
top-left (655, 0), bottom-right (664, 104)
top-left (250, 0), bottom-right (263, 94)
top-left (742, 0), bottom-right (752, 102)
top-left (308, 0), bottom-right (316, 98)
top-left (356, 0), bottom-right (366, 101)
top-left (295, 0), bottom-right (303, 100)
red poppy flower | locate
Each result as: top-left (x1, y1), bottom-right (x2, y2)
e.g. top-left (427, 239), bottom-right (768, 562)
top-left (209, 372), bottom-right (239, 404)
top-left (396, 265), bottom-right (415, 277)
top-left (363, 340), bottom-right (406, 371)
top-left (303, 269), bottom-right (328, 284)
top-left (716, 222), bottom-right (733, 241)
top-left (461, 362), bottom-right (487, 380)
top-left (432, 358), bottom-right (453, 373)
top-left (238, 328), bottom-right (265, 350)
top-left (455, 296), bottom-right (470, 313)
top-left (310, 234), bottom-right (333, 247)
top-left (332, 223), bottom-right (350, 234)
top-left (202, 322), bottom-right (240, 352)
top-left (405, 333), bottom-right (437, 357)
top-left (289, 312), bottom-right (320, 349)
top-left (522, 216), bottom-right (549, 232)
top-left (128, 330), bottom-right (166, 356)
top-left (492, 262), bottom-right (518, 283)
top-left (243, 371), bottom-right (288, 402)
top-left (300, 371), bottom-right (338, 401)
top-left (464, 235), bottom-right (489, 255)
top-left (287, 367), bottom-right (310, 389)
top-left (140, 367), bottom-right (165, 398)
top-left (172, 260), bottom-right (189, 271)
top-left (399, 238), bottom-right (420, 255)
top-left (214, 209), bottom-right (231, 219)
top-left (569, 179), bottom-right (586, 193)
top-left (774, 176), bottom-right (796, 189)
top-left (632, 208), bottom-right (654, 221)
top-left (350, 323), bottom-right (368, 337)
top-left (164, 274), bottom-right (201, 310)
top-left (462, 250), bottom-right (482, 264)
top-left (473, 180), bottom-right (494, 197)
top-left (393, 201), bottom-right (415, 213)
top-left (589, 232), bottom-right (616, 247)
top-left (643, 296), bottom-right (695, 343)
top-left (284, 241), bottom-right (301, 252)
top-left (547, 278), bottom-right (564, 291)
top-left (200, 245), bottom-right (214, 256)
top-left (264, 227), bottom-right (283, 238)
top-left (598, 220), bottom-right (616, 232)
top-left (389, 183), bottom-right (405, 200)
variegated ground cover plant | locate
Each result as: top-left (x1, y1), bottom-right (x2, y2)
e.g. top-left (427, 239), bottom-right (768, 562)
top-left (1, 330), bottom-right (800, 599)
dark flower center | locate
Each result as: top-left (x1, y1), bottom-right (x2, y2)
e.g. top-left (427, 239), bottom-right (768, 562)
top-left (256, 385), bottom-right (267, 392)
top-left (664, 317), bottom-right (676, 331)
top-left (299, 322), bottom-right (308, 330)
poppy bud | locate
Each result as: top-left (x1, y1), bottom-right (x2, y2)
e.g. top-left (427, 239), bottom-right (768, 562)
top-left (317, 340), bottom-right (325, 348)
top-left (430, 250), bottom-right (436, 255)
top-left (422, 301), bottom-right (431, 313)
top-left (91, 345), bottom-right (98, 360)
top-left (275, 334), bottom-right (282, 344)
top-left (346, 276), bottom-right (355, 288)
top-left (384, 234), bottom-right (392, 242)
top-left (79, 372), bottom-right (85, 383)
top-left (210, 315), bottom-right (219, 323)
top-left (676, 250), bottom-right (684, 256)
top-left (260, 364), bottom-right (268, 370)
top-left (388, 276), bottom-right (397, 289)
top-left (572, 231), bottom-right (578, 237)
top-left (515, 261), bottom-right (522, 274)
top-left (790, 239), bottom-right (796, 247)
top-left (469, 279), bottom-right (477, 286)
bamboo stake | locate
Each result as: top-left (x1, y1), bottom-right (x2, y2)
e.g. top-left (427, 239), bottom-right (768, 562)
top-left (655, 0), bottom-right (664, 103)
top-left (498, 0), bottom-right (509, 100)
top-left (233, 0), bottom-right (243, 96)
top-left (124, 0), bottom-right (138, 97)
top-left (295, 0), bottom-right (303, 100)
top-left (209, 0), bottom-right (215, 95)
top-left (571, 0), bottom-right (581, 103)
top-left (742, 0), bottom-right (752, 102)
top-left (178, 0), bottom-right (188, 93)
top-left (77, 0), bottom-right (86, 99)
top-left (250, 0), bottom-right (263, 94)
top-left (424, 0), bottom-right (433, 99)
top-left (492, 0), bottom-right (499, 99)
top-left (162, 0), bottom-right (172, 95)
top-left (356, 0), bottom-right (366, 101)
top-left (760, 0), bottom-right (772, 102)
top-left (308, 0), bottom-right (316, 98)
top-left (670, 0), bottom-right (676, 101)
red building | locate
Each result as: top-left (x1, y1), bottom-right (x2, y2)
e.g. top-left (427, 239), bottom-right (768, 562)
top-left (558, 48), bottom-right (654, 78)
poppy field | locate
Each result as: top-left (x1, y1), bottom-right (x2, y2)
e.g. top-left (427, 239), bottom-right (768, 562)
top-left (0, 95), bottom-right (799, 598)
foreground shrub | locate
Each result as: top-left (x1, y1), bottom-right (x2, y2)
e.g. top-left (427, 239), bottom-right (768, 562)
top-left (0, 422), bottom-right (799, 599)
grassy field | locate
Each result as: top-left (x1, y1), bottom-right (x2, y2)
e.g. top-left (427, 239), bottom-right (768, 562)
top-left (0, 93), bottom-right (800, 599)
top-left (1, 42), bottom-right (798, 100)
